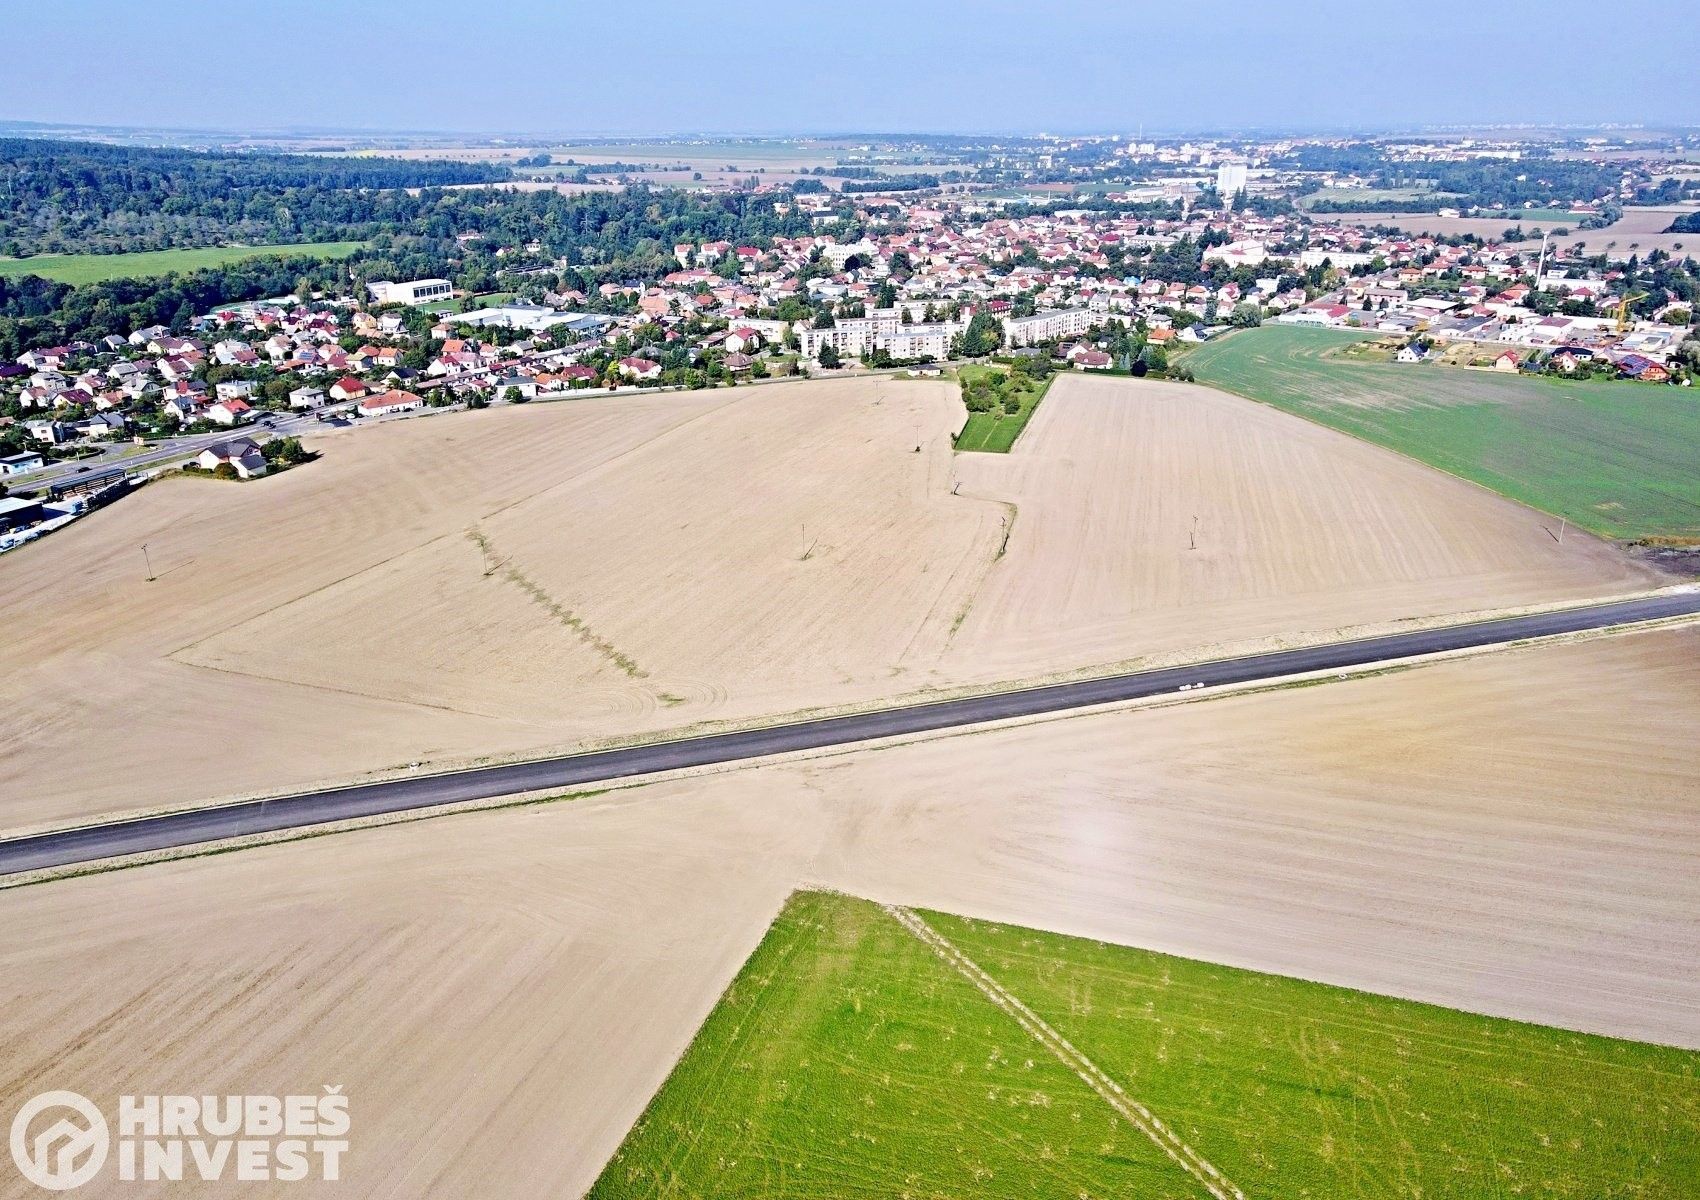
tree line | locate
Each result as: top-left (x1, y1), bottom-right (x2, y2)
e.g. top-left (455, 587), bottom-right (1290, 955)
top-left (0, 137), bottom-right (512, 256)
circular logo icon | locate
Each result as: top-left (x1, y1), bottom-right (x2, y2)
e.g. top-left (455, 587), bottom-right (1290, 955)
top-left (9, 1092), bottom-right (108, 1191)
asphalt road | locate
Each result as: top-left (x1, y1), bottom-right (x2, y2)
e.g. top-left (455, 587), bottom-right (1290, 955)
top-left (3, 591), bottom-right (1696, 877)
top-left (17, 411), bottom-right (328, 490)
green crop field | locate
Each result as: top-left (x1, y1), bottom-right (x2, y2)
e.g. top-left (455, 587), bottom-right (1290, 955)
top-left (1181, 325), bottom-right (1700, 541)
top-left (953, 365), bottom-right (1055, 453)
top-left (591, 891), bottom-right (1700, 1199)
top-left (0, 241), bottom-right (368, 285)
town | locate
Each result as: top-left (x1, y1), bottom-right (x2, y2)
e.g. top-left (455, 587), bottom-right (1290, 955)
top-left (3, 133), bottom-right (1695, 549)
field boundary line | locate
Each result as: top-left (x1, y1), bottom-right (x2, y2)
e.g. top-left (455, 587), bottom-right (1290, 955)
top-left (885, 904), bottom-right (1246, 1200)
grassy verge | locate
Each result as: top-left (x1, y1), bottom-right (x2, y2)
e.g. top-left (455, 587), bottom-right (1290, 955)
top-left (591, 890), bottom-right (1700, 1198)
top-left (1182, 325), bottom-right (1700, 541)
top-left (0, 241), bottom-right (367, 284)
top-left (953, 363), bottom-right (1055, 453)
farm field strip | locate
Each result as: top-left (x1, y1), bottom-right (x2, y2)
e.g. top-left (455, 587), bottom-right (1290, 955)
top-left (593, 891), bottom-right (1700, 1197)
top-left (887, 903), bottom-right (1244, 1200)
top-left (1181, 325), bottom-right (1700, 541)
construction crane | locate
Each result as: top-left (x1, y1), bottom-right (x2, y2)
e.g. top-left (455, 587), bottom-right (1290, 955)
top-left (1616, 291), bottom-right (1648, 332)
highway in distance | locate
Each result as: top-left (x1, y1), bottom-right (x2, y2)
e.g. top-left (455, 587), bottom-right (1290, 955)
top-left (3, 590), bottom-right (1697, 877)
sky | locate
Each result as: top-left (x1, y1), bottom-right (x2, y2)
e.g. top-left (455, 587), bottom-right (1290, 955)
top-left (2, 0), bottom-right (1696, 138)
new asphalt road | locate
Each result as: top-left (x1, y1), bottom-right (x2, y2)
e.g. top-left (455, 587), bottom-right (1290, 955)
top-left (4, 591), bottom-right (1697, 877)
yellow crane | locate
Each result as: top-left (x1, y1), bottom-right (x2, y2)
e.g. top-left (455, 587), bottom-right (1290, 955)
top-left (1616, 291), bottom-right (1648, 332)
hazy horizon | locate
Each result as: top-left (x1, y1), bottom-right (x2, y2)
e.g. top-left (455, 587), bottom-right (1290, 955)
top-left (2, 0), bottom-right (1696, 139)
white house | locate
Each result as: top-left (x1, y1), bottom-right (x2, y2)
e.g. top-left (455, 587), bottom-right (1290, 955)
top-left (197, 438), bottom-right (268, 479)
top-left (206, 399), bottom-right (253, 427)
top-left (356, 389), bottom-right (425, 417)
top-left (616, 357), bottom-right (663, 381)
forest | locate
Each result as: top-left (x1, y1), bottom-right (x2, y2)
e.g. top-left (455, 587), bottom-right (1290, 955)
top-left (0, 138), bottom-right (512, 256)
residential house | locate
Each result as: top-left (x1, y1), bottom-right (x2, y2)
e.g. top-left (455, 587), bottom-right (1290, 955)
top-left (617, 357), bottom-right (663, 381)
top-left (197, 438), bottom-right (268, 479)
top-left (206, 399), bottom-right (253, 427)
top-left (356, 389), bottom-right (425, 417)
top-left (329, 376), bottom-right (370, 402)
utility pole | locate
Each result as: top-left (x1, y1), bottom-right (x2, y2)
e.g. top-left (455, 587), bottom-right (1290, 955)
top-left (1189, 515), bottom-right (1198, 551)
top-left (1558, 517), bottom-right (1567, 545)
top-left (141, 542), bottom-right (154, 582)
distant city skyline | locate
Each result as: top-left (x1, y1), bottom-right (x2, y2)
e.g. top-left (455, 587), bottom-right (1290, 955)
top-left (2, 0), bottom-right (1696, 138)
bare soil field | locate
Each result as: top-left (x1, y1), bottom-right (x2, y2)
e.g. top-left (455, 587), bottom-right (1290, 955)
top-left (0, 379), bottom-right (997, 830)
top-left (943, 373), bottom-right (1656, 680)
top-left (3, 628), bottom-right (1696, 1196)
top-left (0, 374), bottom-right (1662, 832)
top-left (1324, 205), bottom-right (1696, 255)
top-left (0, 391), bottom-right (731, 827)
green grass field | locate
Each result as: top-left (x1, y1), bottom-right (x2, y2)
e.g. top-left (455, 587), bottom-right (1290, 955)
top-left (1182, 325), bottom-right (1700, 541)
top-left (591, 891), bottom-right (1700, 1198)
top-left (0, 241), bottom-right (367, 285)
top-left (419, 290), bottom-right (517, 314)
top-left (953, 365), bottom-right (1055, 453)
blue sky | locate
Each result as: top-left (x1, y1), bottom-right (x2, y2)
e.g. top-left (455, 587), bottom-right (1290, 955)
top-left (3, 0), bottom-right (1697, 136)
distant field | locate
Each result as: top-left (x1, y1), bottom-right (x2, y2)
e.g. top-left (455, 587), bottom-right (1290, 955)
top-left (1183, 325), bottom-right (1700, 541)
top-left (1299, 186), bottom-right (1464, 210)
top-left (0, 241), bottom-right (367, 284)
top-left (1322, 207), bottom-right (1695, 255)
top-left (591, 890), bottom-right (1700, 1198)
top-left (550, 139), bottom-right (844, 170)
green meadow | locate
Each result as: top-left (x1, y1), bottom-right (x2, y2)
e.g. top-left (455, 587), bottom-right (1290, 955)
top-left (1182, 325), bottom-right (1700, 541)
top-left (591, 891), bottom-right (1700, 1199)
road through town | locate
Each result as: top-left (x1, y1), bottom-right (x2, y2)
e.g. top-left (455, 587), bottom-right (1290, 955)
top-left (2, 591), bottom-right (1696, 877)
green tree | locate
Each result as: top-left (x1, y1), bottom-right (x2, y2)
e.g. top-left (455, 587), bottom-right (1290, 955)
top-left (261, 436), bottom-right (309, 465)
top-left (953, 310), bottom-right (1003, 358)
top-left (817, 343), bottom-right (841, 369)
